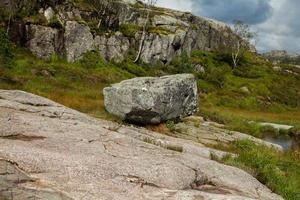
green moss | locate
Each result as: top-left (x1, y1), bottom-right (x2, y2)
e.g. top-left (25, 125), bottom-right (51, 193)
top-left (119, 24), bottom-right (141, 38)
top-left (148, 26), bottom-right (174, 35)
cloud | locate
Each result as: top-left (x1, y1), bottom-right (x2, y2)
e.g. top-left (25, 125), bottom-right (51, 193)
top-left (156, 0), bottom-right (192, 12)
top-left (156, 0), bottom-right (300, 53)
top-left (256, 0), bottom-right (300, 53)
top-left (190, 0), bottom-right (273, 25)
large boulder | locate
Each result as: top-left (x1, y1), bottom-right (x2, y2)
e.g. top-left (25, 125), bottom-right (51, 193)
top-left (64, 21), bottom-right (94, 62)
top-left (27, 25), bottom-right (62, 59)
top-left (103, 74), bottom-right (199, 124)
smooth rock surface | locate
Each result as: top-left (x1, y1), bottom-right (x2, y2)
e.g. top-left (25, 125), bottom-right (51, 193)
top-left (103, 74), bottom-right (199, 124)
top-left (259, 122), bottom-right (294, 130)
top-left (0, 90), bottom-right (283, 200)
top-left (174, 116), bottom-right (283, 151)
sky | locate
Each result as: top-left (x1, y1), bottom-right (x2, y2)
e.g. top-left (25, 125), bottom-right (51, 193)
top-left (156, 0), bottom-right (300, 54)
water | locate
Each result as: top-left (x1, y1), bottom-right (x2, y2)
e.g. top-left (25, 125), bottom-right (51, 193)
top-left (263, 135), bottom-right (300, 151)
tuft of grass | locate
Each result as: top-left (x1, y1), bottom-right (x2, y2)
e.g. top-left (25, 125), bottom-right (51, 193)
top-left (200, 105), bottom-right (300, 137)
top-left (119, 24), bottom-right (141, 38)
top-left (166, 120), bottom-right (176, 132)
top-left (218, 140), bottom-right (300, 200)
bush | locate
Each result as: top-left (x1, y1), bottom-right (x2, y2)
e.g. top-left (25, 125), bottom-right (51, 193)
top-left (204, 66), bottom-right (231, 88)
top-left (79, 51), bottom-right (105, 69)
top-left (119, 24), bottom-right (141, 37)
top-left (118, 61), bottom-right (147, 76)
top-left (48, 16), bottom-right (64, 29)
top-left (0, 28), bottom-right (14, 68)
top-left (166, 120), bottom-right (176, 132)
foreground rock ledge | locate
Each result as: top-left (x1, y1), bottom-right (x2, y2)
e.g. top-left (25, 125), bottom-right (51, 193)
top-left (0, 90), bottom-right (283, 200)
top-left (103, 74), bottom-right (199, 124)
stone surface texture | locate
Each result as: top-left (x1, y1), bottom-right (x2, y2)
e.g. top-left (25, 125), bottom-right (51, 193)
top-left (103, 74), bottom-right (199, 124)
top-left (0, 90), bottom-right (283, 200)
top-left (64, 21), bottom-right (94, 62)
top-left (10, 0), bottom-right (236, 63)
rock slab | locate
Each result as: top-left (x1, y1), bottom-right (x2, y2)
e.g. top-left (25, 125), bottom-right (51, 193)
top-left (0, 90), bottom-right (283, 200)
top-left (103, 74), bottom-right (199, 124)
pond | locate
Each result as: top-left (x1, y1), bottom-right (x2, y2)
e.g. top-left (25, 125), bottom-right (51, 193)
top-left (263, 135), bottom-right (300, 151)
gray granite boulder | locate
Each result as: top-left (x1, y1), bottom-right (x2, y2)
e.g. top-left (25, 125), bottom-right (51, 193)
top-left (27, 25), bottom-right (61, 59)
top-left (103, 74), bottom-right (199, 124)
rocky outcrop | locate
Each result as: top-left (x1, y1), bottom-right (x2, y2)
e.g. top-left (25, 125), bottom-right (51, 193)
top-left (7, 0), bottom-right (236, 64)
top-left (262, 50), bottom-right (300, 64)
top-left (0, 90), bottom-right (283, 200)
top-left (65, 21), bottom-right (94, 62)
top-left (94, 32), bottom-right (131, 62)
top-left (27, 25), bottom-right (63, 59)
top-left (174, 116), bottom-right (283, 150)
top-left (103, 74), bottom-right (199, 124)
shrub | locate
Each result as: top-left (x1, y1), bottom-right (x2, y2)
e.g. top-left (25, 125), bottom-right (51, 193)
top-left (79, 51), bottom-right (105, 69)
top-left (166, 120), bottom-right (176, 132)
top-left (119, 24), bottom-right (141, 37)
top-left (118, 61), bottom-right (147, 76)
top-left (204, 66), bottom-right (231, 88)
top-left (0, 28), bottom-right (14, 68)
top-left (48, 16), bottom-right (63, 29)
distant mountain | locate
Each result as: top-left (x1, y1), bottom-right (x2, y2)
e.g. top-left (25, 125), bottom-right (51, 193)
top-left (262, 50), bottom-right (300, 65)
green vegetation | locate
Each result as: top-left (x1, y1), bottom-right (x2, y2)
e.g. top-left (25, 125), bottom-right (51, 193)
top-left (119, 24), bottom-right (141, 37)
top-left (193, 51), bottom-right (300, 137)
top-left (213, 140), bottom-right (300, 200)
top-left (1, 32), bottom-right (299, 135)
top-left (166, 120), bottom-right (176, 132)
top-left (1, 9), bottom-right (300, 198)
top-left (148, 26), bottom-right (175, 35)
top-left (48, 16), bottom-right (64, 29)
top-left (0, 29), bottom-right (14, 68)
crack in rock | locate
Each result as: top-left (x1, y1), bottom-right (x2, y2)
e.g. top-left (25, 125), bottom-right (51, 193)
top-left (0, 134), bottom-right (46, 141)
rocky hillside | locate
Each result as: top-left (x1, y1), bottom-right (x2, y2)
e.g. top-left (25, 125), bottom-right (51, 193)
top-left (1, 0), bottom-right (235, 64)
top-left (0, 90), bottom-right (283, 200)
top-left (263, 50), bottom-right (300, 65)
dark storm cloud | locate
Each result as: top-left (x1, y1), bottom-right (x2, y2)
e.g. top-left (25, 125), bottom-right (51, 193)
top-left (190, 0), bottom-right (273, 24)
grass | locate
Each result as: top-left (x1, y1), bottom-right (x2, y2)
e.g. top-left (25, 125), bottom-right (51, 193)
top-left (1, 26), bottom-right (300, 199)
top-left (213, 140), bottom-right (300, 200)
top-left (200, 106), bottom-right (300, 138)
top-left (0, 49), bottom-right (133, 120)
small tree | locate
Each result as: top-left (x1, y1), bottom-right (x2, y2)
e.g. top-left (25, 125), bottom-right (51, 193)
top-left (134, 0), bottom-right (157, 63)
top-left (86, 0), bottom-right (114, 28)
top-left (4, 0), bottom-right (37, 34)
top-left (229, 20), bottom-right (256, 69)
